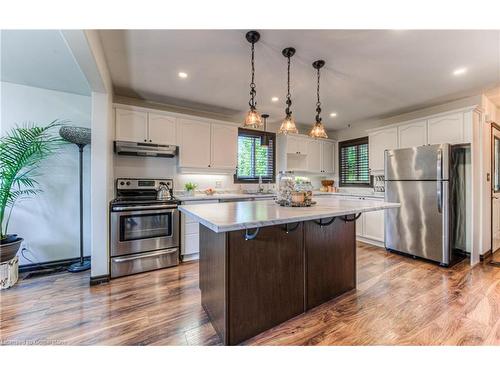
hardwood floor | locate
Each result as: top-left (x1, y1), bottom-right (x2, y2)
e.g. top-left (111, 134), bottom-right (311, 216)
top-left (1, 242), bottom-right (500, 345)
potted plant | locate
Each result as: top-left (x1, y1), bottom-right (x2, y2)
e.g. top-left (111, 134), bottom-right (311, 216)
top-left (0, 121), bottom-right (63, 263)
top-left (184, 182), bottom-right (197, 196)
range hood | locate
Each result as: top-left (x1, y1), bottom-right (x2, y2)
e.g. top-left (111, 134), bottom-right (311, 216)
top-left (114, 141), bottom-right (177, 158)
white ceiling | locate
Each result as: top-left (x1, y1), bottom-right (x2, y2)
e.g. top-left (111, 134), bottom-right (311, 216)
top-left (1, 30), bottom-right (91, 96)
top-left (99, 30), bottom-right (500, 129)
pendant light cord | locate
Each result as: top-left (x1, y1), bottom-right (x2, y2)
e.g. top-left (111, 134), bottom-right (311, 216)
top-left (315, 67), bottom-right (322, 123)
top-left (286, 55), bottom-right (292, 117)
top-left (249, 41), bottom-right (257, 110)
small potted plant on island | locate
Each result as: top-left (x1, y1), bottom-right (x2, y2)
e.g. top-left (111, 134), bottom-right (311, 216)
top-left (0, 121), bottom-right (63, 289)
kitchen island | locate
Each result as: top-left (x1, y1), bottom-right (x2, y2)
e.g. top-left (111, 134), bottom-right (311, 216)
top-left (179, 196), bottom-right (400, 345)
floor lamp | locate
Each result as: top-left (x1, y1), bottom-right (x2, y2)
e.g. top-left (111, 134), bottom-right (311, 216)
top-left (59, 126), bottom-right (91, 272)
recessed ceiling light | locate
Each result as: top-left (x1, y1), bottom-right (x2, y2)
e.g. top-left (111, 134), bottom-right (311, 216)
top-left (271, 97), bottom-right (279, 102)
top-left (178, 72), bottom-right (188, 79)
top-left (453, 67), bottom-right (467, 76)
top-left (329, 112), bottom-right (337, 117)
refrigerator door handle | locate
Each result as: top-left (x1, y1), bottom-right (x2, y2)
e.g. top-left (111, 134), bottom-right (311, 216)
top-left (437, 148), bottom-right (442, 180)
top-left (437, 181), bottom-right (442, 213)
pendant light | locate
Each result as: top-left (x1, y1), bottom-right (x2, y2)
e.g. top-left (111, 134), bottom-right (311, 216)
top-left (243, 31), bottom-right (263, 129)
top-left (279, 47), bottom-right (298, 135)
top-left (309, 60), bottom-right (328, 139)
top-left (261, 113), bottom-right (270, 147)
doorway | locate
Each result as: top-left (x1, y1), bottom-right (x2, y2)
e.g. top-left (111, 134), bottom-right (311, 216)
top-left (491, 122), bottom-right (500, 265)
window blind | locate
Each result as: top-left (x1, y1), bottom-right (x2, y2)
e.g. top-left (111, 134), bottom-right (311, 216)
top-left (338, 137), bottom-right (370, 186)
top-left (235, 128), bottom-right (276, 183)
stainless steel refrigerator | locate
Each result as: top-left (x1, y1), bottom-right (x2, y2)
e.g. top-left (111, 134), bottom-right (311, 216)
top-left (384, 144), bottom-right (468, 266)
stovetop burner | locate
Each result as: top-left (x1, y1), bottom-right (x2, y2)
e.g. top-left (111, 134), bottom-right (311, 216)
top-left (111, 178), bottom-right (179, 209)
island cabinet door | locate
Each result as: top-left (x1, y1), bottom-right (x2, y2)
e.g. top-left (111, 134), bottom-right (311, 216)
top-left (227, 224), bottom-right (305, 345)
top-left (305, 217), bottom-right (356, 310)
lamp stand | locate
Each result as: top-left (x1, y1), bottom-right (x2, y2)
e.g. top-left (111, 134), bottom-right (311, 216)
top-left (67, 144), bottom-right (90, 272)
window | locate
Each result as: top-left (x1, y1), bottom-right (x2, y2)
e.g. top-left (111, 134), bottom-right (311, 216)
top-left (339, 137), bottom-right (370, 187)
top-left (235, 128), bottom-right (276, 183)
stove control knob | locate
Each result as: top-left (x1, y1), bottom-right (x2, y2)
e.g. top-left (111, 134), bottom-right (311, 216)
top-left (126, 181), bottom-right (131, 186)
top-left (120, 181), bottom-right (125, 186)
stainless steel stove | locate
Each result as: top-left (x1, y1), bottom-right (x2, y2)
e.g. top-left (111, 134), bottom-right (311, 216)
top-left (109, 178), bottom-right (179, 278)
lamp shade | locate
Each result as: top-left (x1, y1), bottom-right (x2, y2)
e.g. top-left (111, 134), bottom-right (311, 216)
top-left (59, 126), bottom-right (91, 146)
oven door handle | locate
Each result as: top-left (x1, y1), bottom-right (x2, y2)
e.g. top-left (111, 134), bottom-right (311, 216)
top-left (112, 204), bottom-right (178, 211)
top-left (111, 248), bottom-right (178, 263)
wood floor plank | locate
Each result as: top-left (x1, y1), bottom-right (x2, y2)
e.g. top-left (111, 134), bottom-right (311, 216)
top-left (2, 243), bottom-right (500, 345)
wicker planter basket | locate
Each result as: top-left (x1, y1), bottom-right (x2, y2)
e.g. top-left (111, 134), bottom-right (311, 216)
top-left (0, 256), bottom-right (19, 289)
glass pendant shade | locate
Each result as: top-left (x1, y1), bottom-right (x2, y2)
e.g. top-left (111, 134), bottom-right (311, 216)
top-left (309, 120), bottom-right (328, 139)
top-left (244, 108), bottom-right (263, 129)
top-left (279, 116), bottom-right (298, 134)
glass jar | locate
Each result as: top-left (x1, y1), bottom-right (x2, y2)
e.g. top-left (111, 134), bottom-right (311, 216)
top-left (295, 177), bottom-right (313, 206)
top-left (276, 171), bottom-right (295, 206)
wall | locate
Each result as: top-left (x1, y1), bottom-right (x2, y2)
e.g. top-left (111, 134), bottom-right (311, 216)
top-left (83, 30), bottom-right (115, 279)
top-left (0, 81), bottom-right (91, 265)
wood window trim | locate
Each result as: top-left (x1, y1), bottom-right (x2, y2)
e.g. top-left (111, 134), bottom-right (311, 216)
top-left (338, 136), bottom-right (371, 188)
top-left (234, 128), bottom-right (276, 184)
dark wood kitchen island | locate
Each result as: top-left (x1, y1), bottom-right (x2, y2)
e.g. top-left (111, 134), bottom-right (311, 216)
top-left (179, 197), bottom-right (399, 345)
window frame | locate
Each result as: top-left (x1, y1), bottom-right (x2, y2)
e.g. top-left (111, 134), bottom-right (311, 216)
top-left (338, 136), bottom-right (371, 188)
top-left (234, 128), bottom-right (276, 184)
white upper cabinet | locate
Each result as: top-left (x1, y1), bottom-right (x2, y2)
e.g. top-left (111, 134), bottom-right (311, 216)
top-left (115, 108), bottom-right (148, 142)
top-left (398, 120), bottom-right (427, 148)
top-left (210, 123), bottom-right (238, 170)
top-left (369, 128), bottom-right (398, 172)
top-left (286, 135), bottom-right (308, 155)
top-left (306, 139), bottom-right (321, 173)
top-left (177, 118), bottom-right (212, 169)
top-left (115, 108), bottom-right (178, 144)
top-left (148, 113), bottom-right (177, 145)
top-left (427, 113), bottom-right (464, 145)
top-left (321, 140), bottom-right (335, 174)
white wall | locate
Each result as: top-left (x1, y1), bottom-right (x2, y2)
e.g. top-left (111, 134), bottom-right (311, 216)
top-left (82, 30), bottom-right (114, 279)
top-left (0, 81), bottom-right (91, 265)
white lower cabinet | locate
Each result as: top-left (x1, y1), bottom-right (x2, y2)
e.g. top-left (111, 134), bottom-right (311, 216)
top-left (356, 197), bottom-right (385, 246)
top-left (180, 200), bottom-right (219, 258)
top-left (362, 209), bottom-right (384, 242)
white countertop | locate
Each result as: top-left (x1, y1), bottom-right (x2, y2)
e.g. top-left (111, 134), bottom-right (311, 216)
top-left (175, 192), bottom-right (276, 202)
top-left (175, 191), bottom-right (383, 202)
top-left (178, 195), bottom-right (400, 233)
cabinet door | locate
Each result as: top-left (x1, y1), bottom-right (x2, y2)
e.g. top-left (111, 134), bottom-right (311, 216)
top-left (286, 136), bottom-right (300, 154)
top-left (115, 108), bottom-right (148, 142)
top-left (148, 113), bottom-right (177, 145)
top-left (427, 113), bottom-right (464, 145)
top-left (398, 120), bottom-right (427, 148)
top-left (210, 123), bottom-right (238, 170)
top-left (321, 141), bottom-right (335, 173)
top-left (363, 209), bottom-right (384, 242)
top-left (356, 213), bottom-right (364, 236)
top-left (369, 128), bottom-right (398, 172)
top-left (306, 139), bottom-right (321, 173)
top-left (178, 118), bottom-right (211, 168)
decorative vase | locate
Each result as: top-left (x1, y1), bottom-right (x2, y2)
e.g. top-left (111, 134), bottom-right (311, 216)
top-left (0, 236), bottom-right (23, 263)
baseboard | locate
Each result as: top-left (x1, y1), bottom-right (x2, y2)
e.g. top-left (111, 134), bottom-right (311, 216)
top-left (19, 256), bottom-right (91, 273)
top-left (181, 253), bottom-right (199, 262)
top-left (480, 249), bottom-right (492, 261)
top-left (90, 274), bottom-right (110, 286)
top-left (356, 236), bottom-right (384, 248)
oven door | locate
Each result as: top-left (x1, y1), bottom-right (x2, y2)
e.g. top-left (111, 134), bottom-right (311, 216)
top-left (111, 207), bottom-right (179, 257)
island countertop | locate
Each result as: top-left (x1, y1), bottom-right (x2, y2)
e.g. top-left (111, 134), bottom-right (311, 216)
top-left (178, 195), bottom-right (400, 233)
